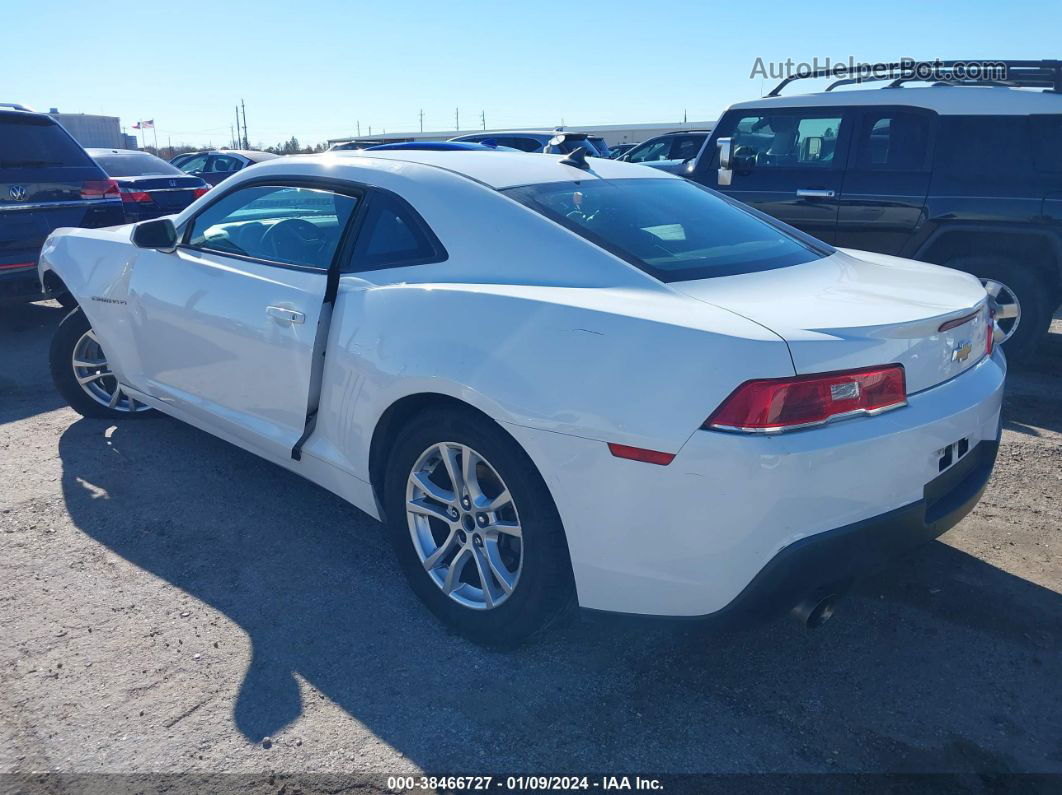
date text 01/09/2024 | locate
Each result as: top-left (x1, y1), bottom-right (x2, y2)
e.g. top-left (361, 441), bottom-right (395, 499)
top-left (384, 775), bottom-right (665, 791)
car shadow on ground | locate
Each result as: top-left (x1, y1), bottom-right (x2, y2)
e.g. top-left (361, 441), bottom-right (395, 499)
top-left (57, 416), bottom-right (1062, 773)
top-left (0, 301), bottom-right (68, 424)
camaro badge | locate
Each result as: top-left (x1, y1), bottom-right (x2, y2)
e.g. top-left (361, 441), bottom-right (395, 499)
top-left (952, 341), bottom-right (973, 362)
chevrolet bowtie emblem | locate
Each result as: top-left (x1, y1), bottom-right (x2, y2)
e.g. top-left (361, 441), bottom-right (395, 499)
top-left (952, 341), bottom-right (973, 362)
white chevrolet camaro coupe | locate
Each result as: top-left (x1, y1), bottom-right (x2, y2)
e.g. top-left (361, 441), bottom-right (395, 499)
top-left (38, 146), bottom-right (1005, 644)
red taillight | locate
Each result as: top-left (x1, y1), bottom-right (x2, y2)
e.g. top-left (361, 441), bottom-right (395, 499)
top-left (607, 443), bottom-right (675, 466)
top-left (81, 179), bottom-right (120, 199)
top-left (120, 189), bottom-right (153, 203)
top-left (705, 365), bottom-right (907, 433)
top-left (192, 187), bottom-right (209, 199)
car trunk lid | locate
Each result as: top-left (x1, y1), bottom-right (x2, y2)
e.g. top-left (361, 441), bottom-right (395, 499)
top-left (670, 249), bottom-right (992, 394)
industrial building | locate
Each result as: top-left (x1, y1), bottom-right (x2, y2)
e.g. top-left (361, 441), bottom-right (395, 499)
top-left (326, 120), bottom-right (716, 149)
top-left (47, 110), bottom-right (128, 148)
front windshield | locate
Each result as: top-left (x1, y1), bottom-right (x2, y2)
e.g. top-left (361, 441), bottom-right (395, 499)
top-left (503, 178), bottom-right (828, 282)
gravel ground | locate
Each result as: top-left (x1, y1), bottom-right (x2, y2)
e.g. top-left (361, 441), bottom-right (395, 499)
top-left (1, 301), bottom-right (1060, 784)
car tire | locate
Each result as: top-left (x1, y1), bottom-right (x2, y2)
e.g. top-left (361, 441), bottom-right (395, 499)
top-left (383, 406), bottom-right (575, 646)
top-left (947, 257), bottom-right (1051, 362)
top-left (49, 307), bottom-right (156, 419)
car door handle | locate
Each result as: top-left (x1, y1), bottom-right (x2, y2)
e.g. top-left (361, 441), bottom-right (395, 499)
top-left (796, 189), bottom-right (835, 199)
top-left (266, 306), bottom-right (305, 324)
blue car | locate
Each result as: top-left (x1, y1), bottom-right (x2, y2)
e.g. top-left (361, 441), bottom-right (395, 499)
top-left (1, 104), bottom-right (125, 305)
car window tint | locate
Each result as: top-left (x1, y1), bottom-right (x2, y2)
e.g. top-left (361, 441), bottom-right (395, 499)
top-left (934, 115), bottom-right (1032, 176)
top-left (731, 114), bottom-right (843, 167)
top-left (188, 185), bottom-right (357, 268)
top-left (500, 137), bottom-right (542, 152)
top-left (93, 152), bottom-right (183, 177)
top-left (347, 192), bottom-right (443, 271)
top-left (670, 135), bottom-right (706, 161)
top-left (852, 112), bottom-right (930, 170)
top-left (505, 178), bottom-right (824, 282)
top-left (0, 116), bottom-right (93, 168)
top-left (627, 138), bottom-right (671, 162)
top-left (1030, 115), bottom-right (1062, 171)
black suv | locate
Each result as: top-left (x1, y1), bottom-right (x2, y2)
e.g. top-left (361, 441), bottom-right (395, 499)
top-left (1, 104), bottom-right (125, 305)
top-left (688, 60), bottom-right (1062, 359)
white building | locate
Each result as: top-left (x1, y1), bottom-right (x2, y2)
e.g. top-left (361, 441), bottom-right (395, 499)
top-left (327, 120), bottom-right (716, 149)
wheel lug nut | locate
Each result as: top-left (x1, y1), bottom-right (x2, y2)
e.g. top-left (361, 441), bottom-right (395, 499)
top-left (450, 508), bottom-right (459, 519)
top-left (477, 513), bottom-right (487, 526)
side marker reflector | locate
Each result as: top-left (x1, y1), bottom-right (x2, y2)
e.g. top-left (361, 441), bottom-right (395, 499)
top-left (607, 443), bottom-right (675, 466)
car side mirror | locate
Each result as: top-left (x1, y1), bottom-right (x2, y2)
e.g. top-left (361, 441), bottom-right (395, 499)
top-left (132, 217), bottom-right (177, 251)
top-left (716, 137), bottom-right (733, 185)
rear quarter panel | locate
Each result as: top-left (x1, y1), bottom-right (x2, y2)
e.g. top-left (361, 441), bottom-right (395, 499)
top-left (303, 280), bottom-right (797, 484)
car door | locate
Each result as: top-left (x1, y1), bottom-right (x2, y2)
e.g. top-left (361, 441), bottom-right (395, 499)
top-left (125, 181), bottom-right (360, 460)
top-left (693, 109), bottom-right (850, 243)
top-left (835, 108), bottom-right (935, 254)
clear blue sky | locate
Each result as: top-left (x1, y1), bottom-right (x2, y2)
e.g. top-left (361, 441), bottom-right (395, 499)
top-left (8, 0), bottom-right (1060, 147)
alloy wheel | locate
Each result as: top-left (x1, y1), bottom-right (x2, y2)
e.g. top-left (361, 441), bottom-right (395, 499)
top-left (405, 442), bottom-right (522, 610)
top-left (71, 329), bottom-right (150, 413)
top-left (980, 278), bottom-right (1021, 343)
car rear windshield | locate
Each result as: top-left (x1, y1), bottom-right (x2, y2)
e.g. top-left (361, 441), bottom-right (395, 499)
top-left (92, 152), bottom-right (183, 177)
top-left (0, 115), bottom-right (93, 169)
top-left (503, 178), bottom-right (828, 282)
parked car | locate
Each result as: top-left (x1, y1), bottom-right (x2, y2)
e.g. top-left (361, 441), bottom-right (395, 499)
top-left (607, 143), bottom-right (637, 159)
top-left (331, 139), bottom-right (414, 151)
top-left (172, 149), bottom-right (279, 186)
top-left (687, 59), bottom-right (1062, 359)
top-left (364, 141), bottom-right (522, 152)
top-left (168, 152), bottom-right (197, 169)
top-left (450, 130), bottom-right (611, 157)
top-left (87, 149), bottom-right (209, 223)
top-left (40, 149), bottom-right (1003, 645)
top-left (617, 130), bottom-right (714, 173)
top-left (0, 103), bottom-right (125, 305)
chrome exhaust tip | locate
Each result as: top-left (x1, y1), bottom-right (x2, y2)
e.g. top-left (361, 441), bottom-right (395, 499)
top-left (791, 594), bottom-right (838, 630)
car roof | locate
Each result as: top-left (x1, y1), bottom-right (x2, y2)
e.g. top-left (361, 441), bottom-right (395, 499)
top-left (727, 85), bottom-right (1062, 116)
top-left (87, 148), bottom-right (154, 156)
top-left (178, 149), bottom-right (279, 160)
top-left (261, 149), bottom-right (677, 190)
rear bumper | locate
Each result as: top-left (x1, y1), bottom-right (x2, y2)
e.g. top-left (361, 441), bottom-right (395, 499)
top-left (585, 435), bottom-right (998, 628)
top-left (507, 350), bottom-right (1006, 618)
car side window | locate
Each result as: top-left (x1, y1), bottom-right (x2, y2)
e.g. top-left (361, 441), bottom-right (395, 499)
top-left (670, 135), bottom-right (706, 161)
top-left (206, 155), bottom-right (242, 173)
top-left (731, 114), bottom-right (843, 167)
top-left (1031, 115), bottom-right (1062, 171)
top-left (627, 138), bottom-right (671, 162)
top-left (852, 111), bottom-right (931, 170)
top-left (178, 154), bottom-right (209, 173)
top-left (346, 192), bottom-right (445, 272)
top-left (187, 185), bottom-right (358, 269)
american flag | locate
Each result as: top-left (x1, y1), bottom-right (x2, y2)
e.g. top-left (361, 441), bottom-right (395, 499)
top-left (132, 120), bottom-right (155, 129)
